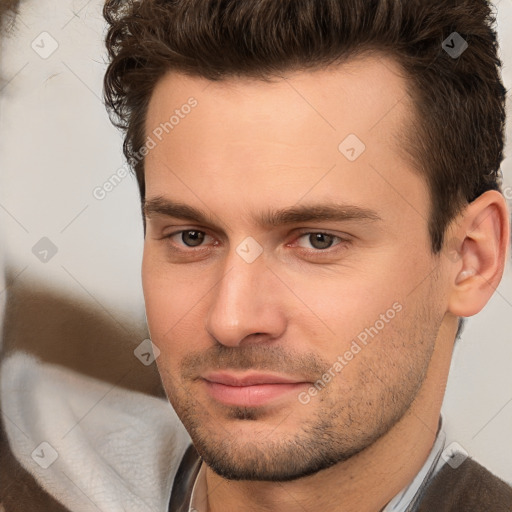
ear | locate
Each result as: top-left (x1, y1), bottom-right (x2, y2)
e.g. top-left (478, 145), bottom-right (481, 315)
top-left (446, 190), bottom-right (510, 318)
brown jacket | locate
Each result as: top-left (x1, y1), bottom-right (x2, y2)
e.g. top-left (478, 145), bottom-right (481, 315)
top-left (169, 445), bottom-right (512, 512)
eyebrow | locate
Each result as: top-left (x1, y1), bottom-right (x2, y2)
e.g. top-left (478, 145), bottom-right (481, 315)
top-left (143, 196), bottom-right (382, 228)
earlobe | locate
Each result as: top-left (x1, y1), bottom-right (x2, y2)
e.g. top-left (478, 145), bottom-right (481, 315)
top-left (447, 190), bottom-right (510, 318)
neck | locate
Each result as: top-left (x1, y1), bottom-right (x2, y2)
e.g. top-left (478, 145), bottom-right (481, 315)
top-left (205, 327), bottom-right (454, 512)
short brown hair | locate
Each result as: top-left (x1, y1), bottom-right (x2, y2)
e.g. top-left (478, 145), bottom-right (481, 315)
top-left (103, 0), bottom-right (507, 254)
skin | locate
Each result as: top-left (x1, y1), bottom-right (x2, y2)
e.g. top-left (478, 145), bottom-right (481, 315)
top-left (141, 55), bottom-right (509, 512)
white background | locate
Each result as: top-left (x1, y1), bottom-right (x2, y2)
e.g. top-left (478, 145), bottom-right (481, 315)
top-left (1, 0), bottom-right (511, 483)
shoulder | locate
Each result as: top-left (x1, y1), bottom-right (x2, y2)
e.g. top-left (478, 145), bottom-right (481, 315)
top-left (416, 457), bottom-right (512, 512)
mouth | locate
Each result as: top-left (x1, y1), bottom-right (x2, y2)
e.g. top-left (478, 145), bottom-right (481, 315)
top-left (201, 372), bottom-right (310, 407)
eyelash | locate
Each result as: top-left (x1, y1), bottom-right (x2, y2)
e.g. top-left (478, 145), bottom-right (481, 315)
top-left (162, 229), bottom-right (350, 256)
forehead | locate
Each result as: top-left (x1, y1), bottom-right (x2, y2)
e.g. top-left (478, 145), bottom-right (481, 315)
top-left (143, 55), bottom-right (426, 228)
top-left (146, 54), bottom-right (412, 134)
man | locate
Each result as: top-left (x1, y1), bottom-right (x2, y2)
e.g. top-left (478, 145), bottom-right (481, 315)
top-left (100, 0), bottom-right (512, 511)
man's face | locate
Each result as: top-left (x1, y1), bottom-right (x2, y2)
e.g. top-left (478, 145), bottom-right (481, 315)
top-left (142, 56), bottom-right (449, 481)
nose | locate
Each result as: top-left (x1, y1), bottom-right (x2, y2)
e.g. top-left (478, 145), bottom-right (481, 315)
top-left (204, 248), bottom-right (287, 347)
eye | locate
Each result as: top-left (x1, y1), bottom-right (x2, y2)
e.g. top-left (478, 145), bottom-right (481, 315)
top-left (162, 229), bottom-right (348, 254)
top-left (167, 230), bottom-right (211, 248)
top-left (295, 232), bottom-right (344, 251)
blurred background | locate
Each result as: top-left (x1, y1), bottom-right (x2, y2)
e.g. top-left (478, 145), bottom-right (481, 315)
top-left (0, 0), bottom-right (511, 492)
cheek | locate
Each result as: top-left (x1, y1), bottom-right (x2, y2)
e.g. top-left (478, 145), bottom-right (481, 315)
top-left (275, 254), bottom-right (431, 377)
top-left (282, 265), bottom-right (407, 340)
top-left (141, 254), bottom-right (212, 356)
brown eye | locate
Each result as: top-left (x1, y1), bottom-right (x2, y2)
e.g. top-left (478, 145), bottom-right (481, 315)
top-left (309, 233), bottom-right (335, 250)
top-left (180, 230), bottom-right (206, 247)
top-left (296, 232), bottom-right (340, 250)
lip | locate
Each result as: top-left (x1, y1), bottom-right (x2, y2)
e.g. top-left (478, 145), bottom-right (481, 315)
top-left (203, 372), bottom-right (304, 386)
top-left (201, 372), bottom-right (309, 407)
